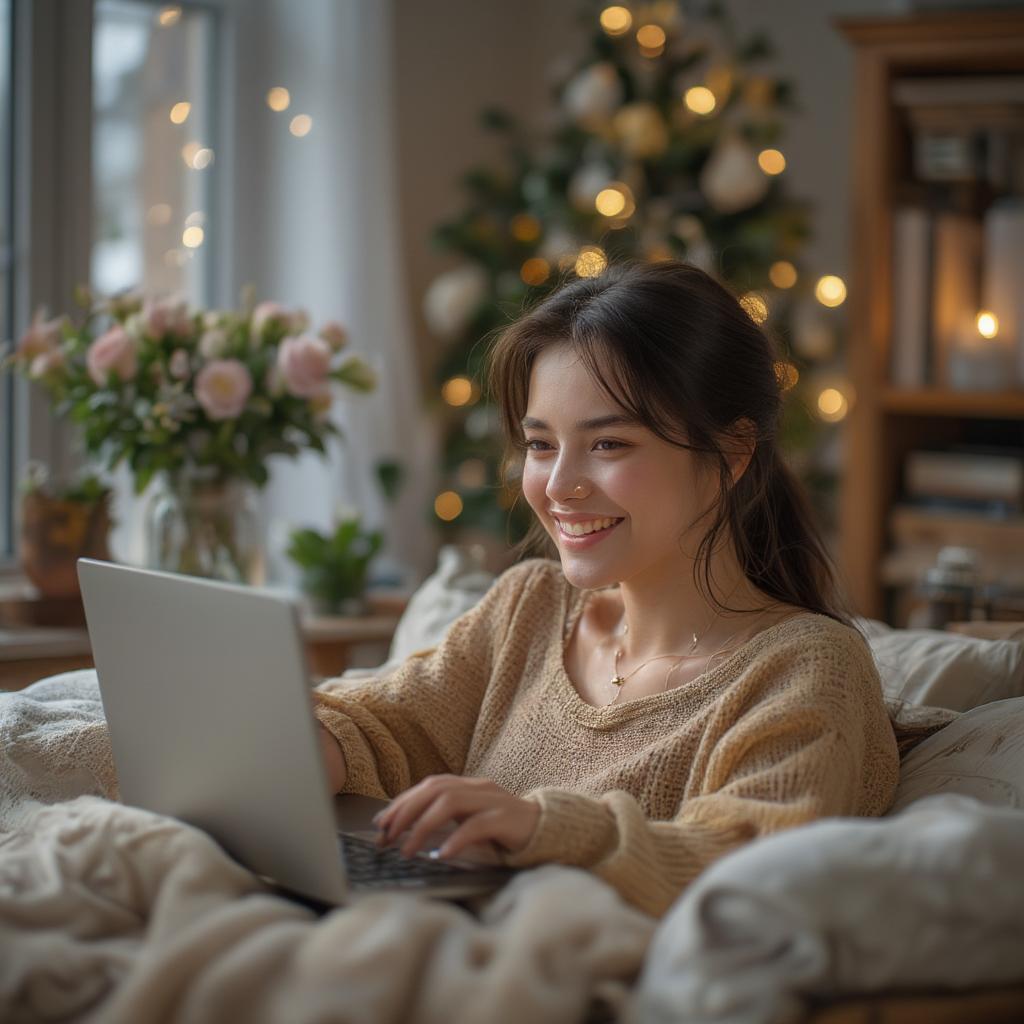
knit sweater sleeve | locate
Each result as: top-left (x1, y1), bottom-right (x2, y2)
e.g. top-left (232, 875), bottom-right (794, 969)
top-left (503, 628), bottom-right (900, 918)
top-left (311, 559), bottom-right (546, 800)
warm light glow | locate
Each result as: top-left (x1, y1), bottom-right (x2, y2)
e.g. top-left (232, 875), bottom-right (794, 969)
top-left (289, 114), bottom-right (313, 137)
top-left (646, 243), bottom-right (673, 263)
top-left (181, 141), bottom-right (201, 166)
top-left (266, 87), bottom-right (291, 112)
top-left (158, 6), bottom-right (182, 27)
top-left (600, 5), bottom-right (632, 36)
top-left (595, 187), bottom-right (627, 217)
top-left (184, 210), bottom-right (205, 228)
top-left (817, 387), bottom-right (848, 422)
top-left (510, 213), bottom-right (541, 242)
top-left (441, 376), bottom-right (475, 407)
top-left (815, 275), bottom-right (847, 308)
top-left (575, 246), bottom-right (607, 278)
top-left (182, 226), bottom-right (204, 248)
top-left (769, 260), bottom-right (797, 289)
top-left (774, 361), bottom-right (799, 391)
top-left (740, 292), bottom-right (769, 324)
top-left (192, 148), bottom-right (214, 170)
top-left (146, 203), bottom-right (172, 226)
top-left (758, 148), bottom-right (786, 175)
top-left (976, 310), bottom-right (999, 339)
top-left (636, 24), bottom-right (666, 48)
top-left (434, 491), bottom-right (464, 522)
top-left (169, 101), bottom-right (191, 125)
top-left (520, 257), bottom-right (551, 287)
top-left (684, 86), bottom-right (716, 115)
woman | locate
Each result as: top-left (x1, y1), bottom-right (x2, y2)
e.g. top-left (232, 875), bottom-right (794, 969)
top-left (315, 260), bottom-right (899, 918)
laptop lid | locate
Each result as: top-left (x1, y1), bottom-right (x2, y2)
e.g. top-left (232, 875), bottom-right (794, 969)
top-left (78, 558), bottom-right (348, 905)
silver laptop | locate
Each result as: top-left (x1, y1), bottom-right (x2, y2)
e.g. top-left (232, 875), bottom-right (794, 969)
top-left (77, 558), bottom-right (514, 906)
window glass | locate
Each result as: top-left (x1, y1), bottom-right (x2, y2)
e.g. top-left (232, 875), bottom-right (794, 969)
top-left (92, 1), bottom-right (217, 304)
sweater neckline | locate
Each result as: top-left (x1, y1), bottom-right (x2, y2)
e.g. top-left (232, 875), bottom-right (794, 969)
top-left (555, 576), bottom-right (820, 726)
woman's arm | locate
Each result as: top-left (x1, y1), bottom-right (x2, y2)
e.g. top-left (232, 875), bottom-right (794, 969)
top-left (312, 559), bottom-right (549, 799)
top-left (318, 724), bottom-right (347, 792)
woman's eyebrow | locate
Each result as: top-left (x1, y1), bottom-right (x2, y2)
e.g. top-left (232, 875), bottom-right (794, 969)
top-left (521, 414), bottom-right (637, 431)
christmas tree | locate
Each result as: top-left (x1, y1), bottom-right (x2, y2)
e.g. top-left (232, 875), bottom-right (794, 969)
top-left (424, 0), bottom-right (850, 546)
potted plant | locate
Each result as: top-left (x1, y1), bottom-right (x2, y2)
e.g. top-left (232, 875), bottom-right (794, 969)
top-left (286, 516), bottom-right (384, 615)
top-left (18, 463), bottom-right (113, 598)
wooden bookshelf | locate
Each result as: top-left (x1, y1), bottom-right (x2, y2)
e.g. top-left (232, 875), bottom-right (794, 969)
top-left (837, 13), bottom-right (1024, 622)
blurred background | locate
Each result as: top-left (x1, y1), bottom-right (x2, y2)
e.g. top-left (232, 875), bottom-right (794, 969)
top-left (2, 0), bottom-right (1024, 674)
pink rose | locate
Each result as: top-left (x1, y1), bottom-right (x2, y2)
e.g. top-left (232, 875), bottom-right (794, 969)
top-left (252, 302), bottom-right (307, 341)
top-left (29, 347), bottom-right (66, 379)
top-left (87, 325), bottom-right (139, 385)
top-left (16, 312), bottom-right (64, 362)
top-left (169, 348), bottom-right (191, 380)
top-left (318, 320), bottom-right (348, 351)
top-left (276, 334), bottom-right (332, 398)
top-left (194, 359), bottom-right (253, 421)
top-left (142, 297), bottom-right (192, 339)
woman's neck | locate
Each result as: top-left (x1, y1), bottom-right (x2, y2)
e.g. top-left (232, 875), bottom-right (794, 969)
top-left (606, 552), bottom-right (777, 661)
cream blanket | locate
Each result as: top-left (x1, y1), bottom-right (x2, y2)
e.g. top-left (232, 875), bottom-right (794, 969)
top-left (0, 672), bottom-right (654, 1023)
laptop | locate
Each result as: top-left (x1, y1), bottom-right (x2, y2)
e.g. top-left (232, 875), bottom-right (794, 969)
top-left (77, 558), bottom-right (515, 906)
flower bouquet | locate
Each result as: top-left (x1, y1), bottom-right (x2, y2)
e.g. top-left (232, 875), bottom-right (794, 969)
top-left (3, 291), bottom-right (376, 582)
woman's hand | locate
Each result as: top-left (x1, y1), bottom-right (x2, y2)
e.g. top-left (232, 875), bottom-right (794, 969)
top-left (374, 775), bottom-right (540, 861)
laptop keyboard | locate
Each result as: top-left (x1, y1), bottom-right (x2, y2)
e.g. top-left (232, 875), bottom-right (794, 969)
top-left (339, 832), bottom-right (477, 887)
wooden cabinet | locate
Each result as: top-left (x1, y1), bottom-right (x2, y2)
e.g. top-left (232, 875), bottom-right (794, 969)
top-left (837, 12), bottom-right (1024, 622)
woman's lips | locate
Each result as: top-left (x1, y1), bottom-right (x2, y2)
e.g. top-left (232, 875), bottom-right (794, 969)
top-left (554, 517), bottom-right (623, 549)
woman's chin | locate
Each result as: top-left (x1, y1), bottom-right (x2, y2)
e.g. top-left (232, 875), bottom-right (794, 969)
top-left (556, 552), bottom-right (621, 591)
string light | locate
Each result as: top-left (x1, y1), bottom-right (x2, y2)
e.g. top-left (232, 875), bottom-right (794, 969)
top-left (769, 260), bottom-right (797, 289)
top-left (976, 311), bottom-right (999, 338)
top-left (266, 87), bottom-right (291, 112)
top-left (434, 491), bottom-right (463, 522)
top-left (158, 6), bottom-right (182, 27)
top-left (684, 86), bottom-right (716, 115)
top-left (815, 275), bottom-right (847, 308)
top-left (817, 387), bottom-right (848, 422)
top-left (575, 246), bottom-right (607, 278)
top-left (520, 257), bottom-right (550, 287)
top-left (192, 148), bottom-right (214, 169)
top-left (758, 148), bottom-right (786, 175)
top-left (740, 292), bottom-right (769, 324)
top-left (169, 101), bottom-right (191, 125)
top-left (595, 188), bottom-right (626, 217)
top-left (774, 361), bottom-right (799, 391)
top-left (636, 24), bottom-right (666, 58)
top-left (441, 376), bottom-right (476, 407)
top-left (182, 226), bottom-right (204, 248)
top-left (289, 114), bottom-right (313, 137)
top-left (510, 213), bottom-right (541, 242)
top-left (599, 5), bottom-right (632, 36)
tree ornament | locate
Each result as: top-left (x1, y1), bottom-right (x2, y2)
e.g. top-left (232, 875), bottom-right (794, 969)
top-left (699, 133), bottom-right (770, 214)
top-left (563, 62), bottom-right (624, 126)
top-left (423, 265), bottom-right (488, 341)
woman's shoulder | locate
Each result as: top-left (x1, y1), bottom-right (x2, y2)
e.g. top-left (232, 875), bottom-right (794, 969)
top-left (487, 557), bottom-right (568, 608)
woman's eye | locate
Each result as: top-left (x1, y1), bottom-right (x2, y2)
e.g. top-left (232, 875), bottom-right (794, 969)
top-left (593, 439), bottom-right (626, 451)
top-left (524, 439), bottom-right (552, 452)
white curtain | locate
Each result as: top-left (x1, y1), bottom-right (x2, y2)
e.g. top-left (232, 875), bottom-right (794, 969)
top-left (113, 0), bottom-right (438, 585)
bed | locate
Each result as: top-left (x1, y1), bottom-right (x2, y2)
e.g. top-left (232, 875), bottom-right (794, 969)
top-left (2, 549), bottom-right (1023, 1023)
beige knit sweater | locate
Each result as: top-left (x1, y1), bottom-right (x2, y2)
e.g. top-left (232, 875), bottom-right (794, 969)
top-left (313, 558), bottom-right (901, 917)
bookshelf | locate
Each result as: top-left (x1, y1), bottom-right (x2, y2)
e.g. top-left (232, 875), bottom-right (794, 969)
top-left (837, 13), bottom-right (1024, 623)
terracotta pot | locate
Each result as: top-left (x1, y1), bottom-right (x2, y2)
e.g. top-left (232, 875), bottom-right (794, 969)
top-left (20, 491), bottom-right (113, 598)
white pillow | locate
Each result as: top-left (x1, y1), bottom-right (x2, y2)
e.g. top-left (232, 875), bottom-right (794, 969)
top-left (891, 696), bottom-right (1024, 814)
top-left (864, 621), bottom-right (1024, 712)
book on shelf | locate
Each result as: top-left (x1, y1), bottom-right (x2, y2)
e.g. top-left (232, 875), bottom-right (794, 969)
top-left (931, 211), bottom-right (983, 387)
top-left (890, 205), bottom-right (932, 388)
top-left (904, 447), bottom-right (1024, 509)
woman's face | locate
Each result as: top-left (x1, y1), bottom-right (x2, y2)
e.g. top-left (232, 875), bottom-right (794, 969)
top-left (521, 343), bottom-right (718, 592)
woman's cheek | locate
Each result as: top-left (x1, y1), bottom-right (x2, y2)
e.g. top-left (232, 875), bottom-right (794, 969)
top-left (520, 461), bottom-right (549, 519)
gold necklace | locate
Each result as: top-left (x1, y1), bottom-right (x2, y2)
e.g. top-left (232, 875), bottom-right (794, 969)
top-left (608, 623), bottom-right (699, 689)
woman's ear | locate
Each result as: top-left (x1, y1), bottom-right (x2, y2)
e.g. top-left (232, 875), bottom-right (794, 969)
top-left (724, 418), bottom-right (757, 484)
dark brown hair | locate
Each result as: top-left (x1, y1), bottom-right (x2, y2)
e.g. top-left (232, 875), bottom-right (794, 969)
top-left (487, 259), bottom-right (851, 625)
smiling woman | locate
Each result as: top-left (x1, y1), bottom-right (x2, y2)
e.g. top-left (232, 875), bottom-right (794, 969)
top-left (313, 260), bottom-right (910, 918)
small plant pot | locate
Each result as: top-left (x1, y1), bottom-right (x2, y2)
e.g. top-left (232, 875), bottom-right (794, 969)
top-left (20, 491), bottom-right (112, 598)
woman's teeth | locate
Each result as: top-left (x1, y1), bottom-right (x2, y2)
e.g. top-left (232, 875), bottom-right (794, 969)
top-left (557, 517), bottom-right (621, 537)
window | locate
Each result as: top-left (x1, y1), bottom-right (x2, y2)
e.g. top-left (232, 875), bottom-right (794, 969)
top-left (0, 0), bottom-right (14, 560)
top-left (93, 1), bottom-right (219, 304)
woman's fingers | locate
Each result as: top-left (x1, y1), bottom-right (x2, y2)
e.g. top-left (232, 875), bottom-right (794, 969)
top-left (436, 809), bottom-right (505, 860)
top-left (399, 789), bottom-right (487, 859)
top-left (377, 775), bottom-right (460, 844)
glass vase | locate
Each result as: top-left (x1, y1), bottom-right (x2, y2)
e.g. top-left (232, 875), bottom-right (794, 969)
top-left (144, 470), bottom-right (265, 585)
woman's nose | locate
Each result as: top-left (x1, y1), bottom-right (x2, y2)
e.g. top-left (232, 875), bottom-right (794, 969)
top-left (546, 455), bottom-right (588, 503)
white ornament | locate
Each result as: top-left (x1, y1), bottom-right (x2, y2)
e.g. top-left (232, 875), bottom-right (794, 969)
top-left (569, 163), bottom-right (614, 211)
top-left (540, 229), bottom-right (577, 263)
top-left (564, 63), bottom-right (623, 124)
top-left (423, 265), bottom-right (488, 340)
top-left (699, 134), bottom-right (770, 214)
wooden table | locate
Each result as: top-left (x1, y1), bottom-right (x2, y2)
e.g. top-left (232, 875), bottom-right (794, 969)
top-left (0, 611), bottom-right (403, 692)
